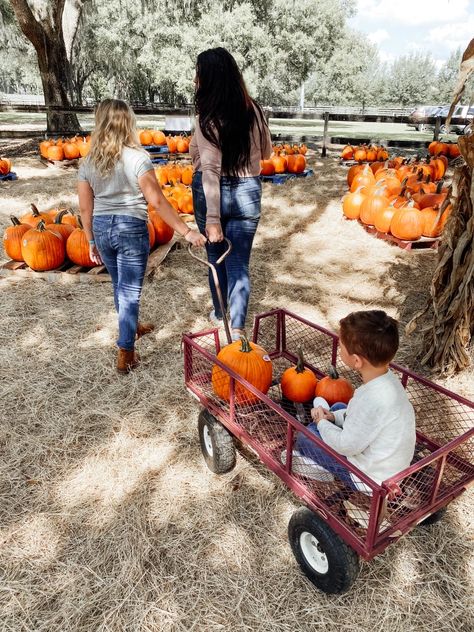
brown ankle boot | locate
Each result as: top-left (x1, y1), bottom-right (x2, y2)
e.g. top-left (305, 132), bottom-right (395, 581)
top-left (117, 348), bottom-right (140, 374)
top-left (136, 321), bottom-right (155, 339)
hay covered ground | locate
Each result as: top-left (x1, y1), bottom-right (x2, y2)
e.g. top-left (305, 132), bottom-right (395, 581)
top-left (0, 142), bottom-right (473, 632)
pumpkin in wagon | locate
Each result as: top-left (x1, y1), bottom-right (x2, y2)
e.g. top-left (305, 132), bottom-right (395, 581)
top-left (315, 365), bottom-right (354, 405)
top-left (281, 349), bottom-right (318, 403)
top-left (212, 335), bottom-right (273, 405)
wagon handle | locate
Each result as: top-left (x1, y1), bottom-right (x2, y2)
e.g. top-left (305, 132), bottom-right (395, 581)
top-left (188, 238), bottom-right (233, 344)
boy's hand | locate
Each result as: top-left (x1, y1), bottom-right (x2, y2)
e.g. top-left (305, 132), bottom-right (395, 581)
top-left (311, 406), bottom-right (335, 424)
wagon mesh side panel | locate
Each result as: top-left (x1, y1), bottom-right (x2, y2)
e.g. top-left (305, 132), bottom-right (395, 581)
top-left (253, 312), bottom-right (280, 355)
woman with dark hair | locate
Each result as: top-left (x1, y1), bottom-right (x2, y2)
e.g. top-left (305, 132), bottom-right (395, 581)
top-left (190, 47), bottom-right (272, 341)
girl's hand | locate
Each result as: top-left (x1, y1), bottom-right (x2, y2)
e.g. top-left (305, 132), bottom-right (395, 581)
top-left (311, 406), bottom-right (335, 424)
top-left (185, 229), bottom-right (207, 248)
top-left (89, 243), bottom-right (103, 265)
top-left (206, 223), bottom-right (224, 243)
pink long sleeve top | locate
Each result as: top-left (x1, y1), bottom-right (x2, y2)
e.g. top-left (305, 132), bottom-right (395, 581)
top-left (189, 107), bottom-right (272, 225)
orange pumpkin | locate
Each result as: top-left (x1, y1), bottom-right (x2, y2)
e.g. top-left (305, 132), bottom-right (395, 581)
top-left (448, 143), bottom-right (460, 159)
top-left (181, 165), bottom-right (194, 186)
top-left (63, 142), bottom-right (80, 160)
top-left (420, 206), bottom-right (445, 238)
top-left (20, 220), bottom-right (65, 271)
top-left (341, 145), bottom-right (354, 160)
top-left (0, 157), bottom-right (12, 175)
top-left (342, 189), bottom-right (366, 220)
top-left (287, 154), bottom-right (306, 173)
top-left (147, 220), bottom-right (156, 248)
top-left (390, 207), bottom-right (424, 241)
top-left (66, 218), bottom-right (96, 267)
top-left (176, 136), bottom-right (189, 153)
top-left (39, 140), bottom-right (54, 158)
top-left (3, 216), bottom-right (30, 261)
top-left (140, 130), bottom-right (153, 146)
top-left (46, 210), bottom-right (76, 242)
top-left (354, 147), bottom-right (367, 162)
top-left (148, 205), bottom-right (174, 244)
top-left (350, 165), bottom-right (375, 192)
top-left (166, 135), bottom-right (177, 153)
top-left (260, 159), bottom-right (275, 176)
top-left (271, 154), bottom-right (287, 173)
top-left (281, 349), bottom-right (318, 403)
top-left (152, 130), bottom-right (167, 145)
top-left (347, 164), bottom-right (364, 187)
top-left (77, 138), bottom-right (91, 157)
top-left (373, 203), bottom-right (398, 233)
top-left (359, 192), bottom-right (390, 225)
top-left (46, 145), bottom-right (64, 161)
top-left (20, 203), bottom-right (53, 227)
top-left (212, 335), bottom-right (273, 405)
top-left (315, 366), bottom-right (353, 406)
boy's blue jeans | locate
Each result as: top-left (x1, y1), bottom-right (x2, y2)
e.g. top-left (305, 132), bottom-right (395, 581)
top-left (192, 171), bottom-right (261, 330)
top-left (295, 400), bottom-right (356, 489)
top-left (92, 215), bottom-right (149, 351)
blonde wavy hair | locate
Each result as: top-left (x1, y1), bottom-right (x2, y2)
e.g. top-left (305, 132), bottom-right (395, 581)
top-left (87, 99), bottom-right (142, 177)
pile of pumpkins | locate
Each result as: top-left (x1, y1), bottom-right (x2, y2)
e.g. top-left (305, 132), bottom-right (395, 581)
top-left (154, 163), bottom-right (194, 215)
top-left (0, 156), bottom-right (12, 175)
top-left (212, 339), bottom-right (354, 410)
top-left (342, 155), bottom-right (451, 240)
top-left (428, 140), bottom-right (460, 159)
top-left (139, 130), bottom-right (191, 153)
top-left (3, 202), bottom-right (175, 272)
top-left (261, 143), bottom-right (308, 176)
top-left (341, 144), bottom-right (389, 162)
top-left (39, 137), bottom-right (91, 161)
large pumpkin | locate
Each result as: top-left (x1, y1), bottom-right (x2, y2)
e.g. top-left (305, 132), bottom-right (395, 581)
top-left (20, 203), bottom-right (54, 227)
top-left (315, 366), bottom-right (354, 406)
top-left (281, 349), bottom-right (318, 403)
top-left (152, 130), bottom-right (166, 145)
top-left (66, 217), bottom-right (96, 266)
top-left (212, 336), bottom-right (273, 405)
top-left (140, 130), bottom-right (153, 146)
top-left (390, 206), bottom-right (424, 241)
top-left (63, 142), bottom-right (80, 160)
top-left (3, 216), bottom-right (30, 261)
top-left (420, 206), bottom-right (445, 238)
top-left (46, 210), bottom-right (76, 242)
top-left (342, 189), bottom-right (366, 220)
top-left (287, 154), bottom-right (306, 174)
top-left (148, 205), bottom-right (174, 245)
top-left (373, 203), bottom-right (397, 234)
top-left (359, 192), bottom-right (390, 226)
top-left (47, 145), bottom-right (64, 161)
top-left (20, 220), bottom-right (65, 271)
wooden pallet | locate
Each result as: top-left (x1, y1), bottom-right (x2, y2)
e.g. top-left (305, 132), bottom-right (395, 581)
top-left (40, 156), bottom-right (80, 168)
top-left (360, 224), bottom-right (439, 251)
top-left (0, 236), bottom-right (179, 284)
top-left (261, 168), bottom-right (314, 184)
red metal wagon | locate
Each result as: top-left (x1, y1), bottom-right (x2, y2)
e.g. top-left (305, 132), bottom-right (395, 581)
top-left (182, 308), bottom-right (474, 594)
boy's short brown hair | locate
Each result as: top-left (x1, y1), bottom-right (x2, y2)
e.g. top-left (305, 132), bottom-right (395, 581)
top-left (339, 310), bottom-right (399, 366)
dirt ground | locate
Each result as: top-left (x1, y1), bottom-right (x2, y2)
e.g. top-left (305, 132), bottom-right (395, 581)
top-left (0, 142), bottom-right (473, 632)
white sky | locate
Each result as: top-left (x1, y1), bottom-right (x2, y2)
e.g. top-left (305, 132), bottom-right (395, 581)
top-left (349, 0), bottom-right (474, 68)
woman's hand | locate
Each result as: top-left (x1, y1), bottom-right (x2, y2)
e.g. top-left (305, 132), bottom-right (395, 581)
top-left (89, 243), bottom-right (103, 265)
top-left (185, 229), bottom-right (207, 248)
top-left (311, 406), bottom-right (335, 424)
top-left (206, 223), bottom-right (224, 243)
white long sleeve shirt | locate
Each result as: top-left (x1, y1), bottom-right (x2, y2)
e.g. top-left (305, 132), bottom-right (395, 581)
top-left (318, 370), bottom-right (416, 487)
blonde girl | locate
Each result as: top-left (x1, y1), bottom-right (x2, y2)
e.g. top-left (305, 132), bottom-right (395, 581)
top-left (78, 99), bottom-right (205, 373)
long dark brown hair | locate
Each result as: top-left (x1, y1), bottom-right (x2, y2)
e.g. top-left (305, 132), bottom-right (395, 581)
top-left (194, 47), bottom-right (267, 176)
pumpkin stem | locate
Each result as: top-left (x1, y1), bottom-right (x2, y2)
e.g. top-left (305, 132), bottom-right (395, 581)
top-left (239, 334), bottom-right (253, 353)
top-left (10, 215), bottom-right (21, 226)
top-left (31, 203), bottom-right (40, 217)
top-left (436, 180), bottom-right (444, 194)
top-left (328, 365), bottom-right (339, 380)
top-left (55, 209), bottom-right (71, 224)
top-left (37, 219), bottom-right (46, 231)
top-left (77, 215), bottom-right (84, 230)
top-left (295, 348), bottom-right (307, 373)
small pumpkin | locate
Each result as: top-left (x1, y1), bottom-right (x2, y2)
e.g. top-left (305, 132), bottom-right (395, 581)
top-left (341, 145), bottom-right (354, 160)
top-left (20, 220), bottom-right (65, 271)
top-left (315, 365), bottom-right (354, 406)
top-left (63, 142), bottom-right (80, 160)
top-left (3, 216), bottom-right (30, 261)
top-left (0, 157), bottom-right (12, 175)
top-left (342, 188), bottom-right (366, 220)
top-left (152, 130), bottom-right (166, 145)
top-left (148, 204), bottom-right (174, 244)
top-left (20, 203), bottom-right (54, 227)
top-left (212, 335), bottom-right (273, 405)
top-left (140, 130), bottom-right (153, 145)
top-left (46, 145), bottom-right (64, 161)
top-left (66, 216), bottom-right (96, 267)
top-left (166, 135), bottom-right (177, 153)
top-left (281, 349), bottom-right (318, 403)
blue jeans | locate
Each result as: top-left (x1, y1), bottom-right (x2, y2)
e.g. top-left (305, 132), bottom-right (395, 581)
top-left (92, 215), bottom-right (149, 351)
top-left (295, 403), bottom-right (356, 489)
top-left (192, 171), bottom-right (261, 330)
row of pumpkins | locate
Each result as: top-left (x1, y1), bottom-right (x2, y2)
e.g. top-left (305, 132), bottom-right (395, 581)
top-left (261, 144), bottom-right (308, 176)
top-left (3, 203), bottom-right (175, 271)
top-left (342, 156), bottom-right (451, 240)
top-left (1, 156), bottom-right (12, 175)
top-left (39, 136), bottom-right (91, 161)
top-left (154, 164), bottom-right (194, 214)
top-left (213, 340), bottom-right (354, 408)
top-left (341, 144), bottom-right (390, 162)
top-left (139, 130), bottom-right (191, 153)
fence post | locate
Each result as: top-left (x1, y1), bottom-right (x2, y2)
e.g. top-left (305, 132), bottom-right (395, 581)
top-left (321, 111), bottom-right (329, 157)
top-left (433, 117), bottom-right (441, 141)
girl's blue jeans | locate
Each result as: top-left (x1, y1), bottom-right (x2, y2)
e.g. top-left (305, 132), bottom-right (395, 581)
top-left (295, 400), bottom-right (356, 489)
top-left (192, 171), bottom-right (261, 330)
top-left (92, 214), bottom-right (149, 351)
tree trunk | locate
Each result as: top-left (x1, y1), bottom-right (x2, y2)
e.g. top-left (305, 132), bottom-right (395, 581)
top-left (9, 0), bottom-right (82, 133)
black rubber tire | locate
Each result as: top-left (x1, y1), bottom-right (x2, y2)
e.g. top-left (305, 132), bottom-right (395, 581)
top-left (288, 507), bottom-right (360, 594)
top-left (198, 409), bottom-right (236, 474)
top-left (418, 507), bottom-right (447, 526)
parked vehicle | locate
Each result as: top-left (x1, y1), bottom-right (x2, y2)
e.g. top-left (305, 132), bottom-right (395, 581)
top-left (433, 104), bottom-right (474, 134)
top-left (407, 105), bottom-right (443, 131)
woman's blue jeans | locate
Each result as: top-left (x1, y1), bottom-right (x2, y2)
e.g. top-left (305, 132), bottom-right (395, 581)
top-left (192, 171), bottom-right (261, 330)
top-left (92, 215), bottom-right (149, 351)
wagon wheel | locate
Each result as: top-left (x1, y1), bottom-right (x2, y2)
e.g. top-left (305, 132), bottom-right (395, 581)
top-left (198, 409), bottom-right (236, 474)
top-left (288, 507), bottom-right (360, 594)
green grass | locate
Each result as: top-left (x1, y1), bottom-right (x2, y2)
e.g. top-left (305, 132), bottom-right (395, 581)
top-left (0, 112), bottom-right (458, 143)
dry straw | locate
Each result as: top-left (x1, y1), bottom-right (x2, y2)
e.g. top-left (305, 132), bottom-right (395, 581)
top-left (0, 146), bottom-right (473, 631)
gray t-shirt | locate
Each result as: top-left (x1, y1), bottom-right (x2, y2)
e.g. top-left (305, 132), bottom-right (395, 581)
top-left (78, 146), bottom-right (154, 220)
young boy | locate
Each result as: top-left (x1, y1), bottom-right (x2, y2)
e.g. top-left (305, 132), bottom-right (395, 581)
top-left (283, 310), bottom-right (416, 492)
